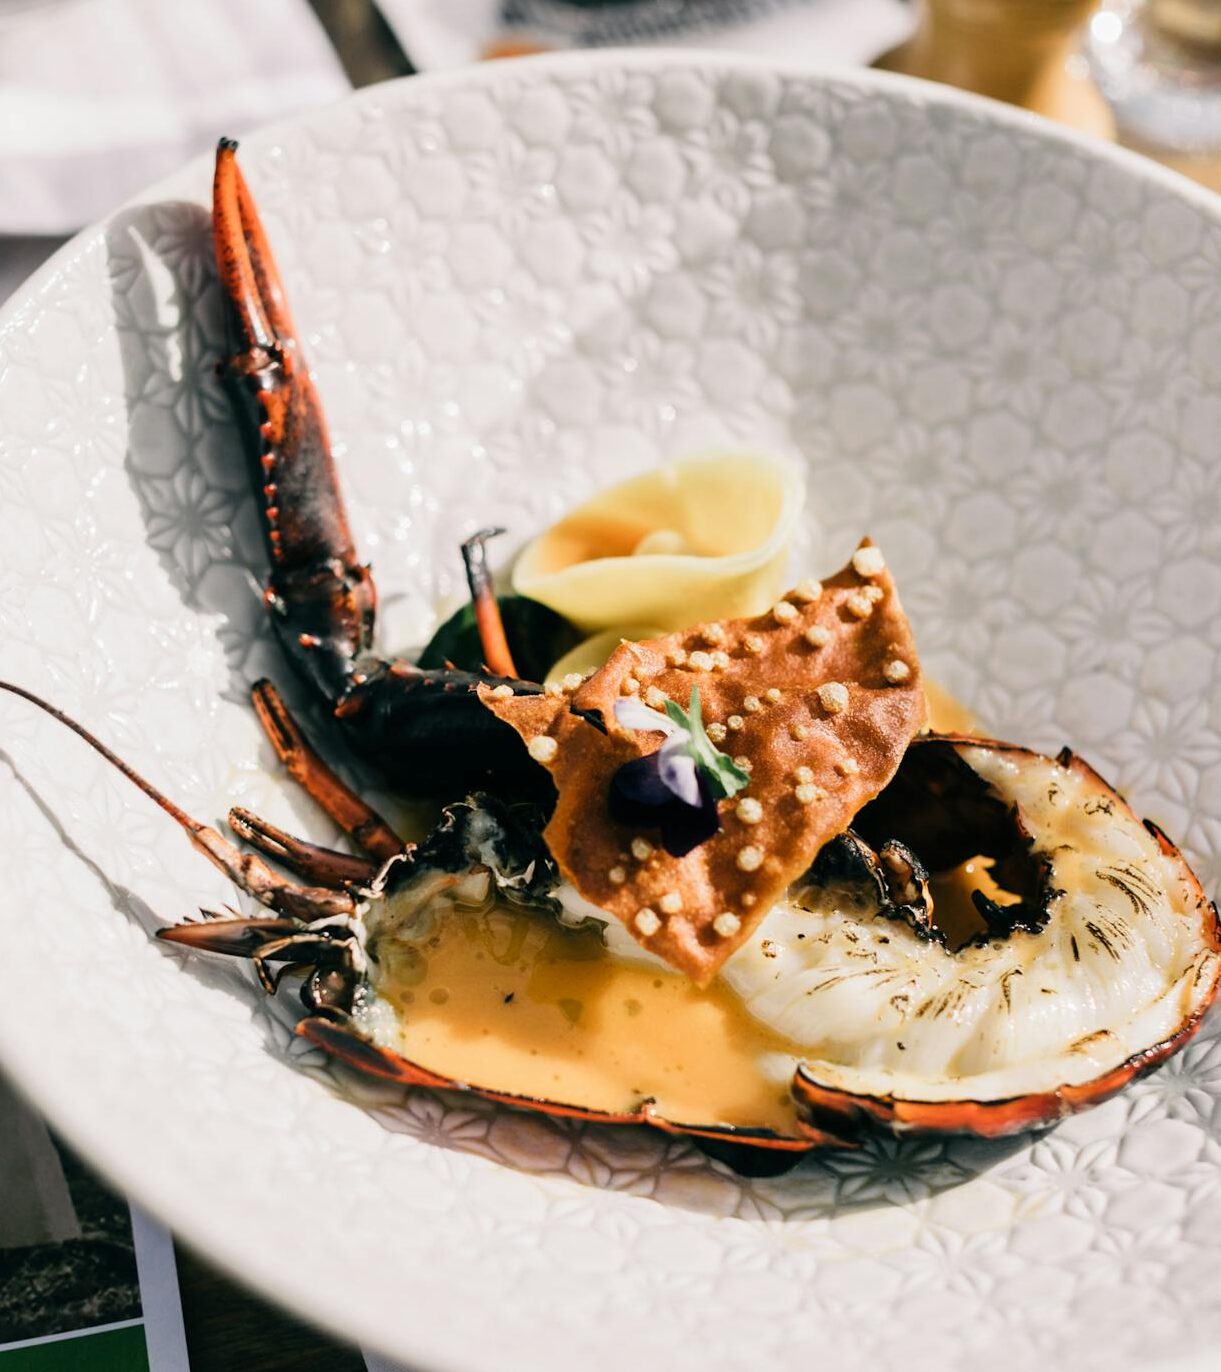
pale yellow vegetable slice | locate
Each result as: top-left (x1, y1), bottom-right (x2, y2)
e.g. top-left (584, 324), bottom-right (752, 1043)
top-left (512, 453), bottom-right (804, 633)
top-left (545, 627), bottom-right (662, 685)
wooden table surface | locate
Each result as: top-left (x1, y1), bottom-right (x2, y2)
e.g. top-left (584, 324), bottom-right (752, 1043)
top-left (176, 1243), bottom-right (368, 1372)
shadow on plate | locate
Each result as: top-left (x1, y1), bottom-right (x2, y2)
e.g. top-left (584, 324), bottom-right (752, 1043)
top-left (329, 1051), bottom-right (1034, 1220)
top-left (0, 751), bottom-right (261, 1019)
top-left (105, 202), bottom-right (266, 705)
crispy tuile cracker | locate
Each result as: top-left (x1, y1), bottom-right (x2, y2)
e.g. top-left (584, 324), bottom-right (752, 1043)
top-left (480, 541), bottom-right (925, 984)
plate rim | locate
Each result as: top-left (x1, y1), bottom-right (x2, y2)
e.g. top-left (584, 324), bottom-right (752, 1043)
top-left (1, 47), bottom-right (1220, 1372)
top-left (4, 45), bottom-right (1221, 347)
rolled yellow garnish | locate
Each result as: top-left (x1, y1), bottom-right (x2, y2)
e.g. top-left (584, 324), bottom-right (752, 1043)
top-left (512, 453), bottom-right (805, 636)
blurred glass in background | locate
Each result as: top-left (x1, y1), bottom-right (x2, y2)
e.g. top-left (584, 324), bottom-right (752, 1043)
top-left (1088, 0), bottom-right (1221, 190)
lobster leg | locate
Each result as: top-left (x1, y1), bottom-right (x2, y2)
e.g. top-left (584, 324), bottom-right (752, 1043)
top-left (158, 917), bottom-right (308, 963)
top-left (157, 917), bottom-right (363, 1016)
top-left (0, 682), bottom-right (356, 924)
top-left (213, 138), bottom-right (376, 705)
top-left (228, 806), bottom-right (382, 887)
top-left (249, 678), bottom-right (403, 862)
top-left (191, 828), bottom-right (355, 923)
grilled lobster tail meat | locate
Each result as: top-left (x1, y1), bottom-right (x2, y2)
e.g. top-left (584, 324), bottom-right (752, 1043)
top-left (212, 139), bottom-right (546, 799)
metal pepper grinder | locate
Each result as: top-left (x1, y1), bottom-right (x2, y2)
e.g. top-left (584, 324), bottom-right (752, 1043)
top-left (876, 0), bottom-right (1115, 138)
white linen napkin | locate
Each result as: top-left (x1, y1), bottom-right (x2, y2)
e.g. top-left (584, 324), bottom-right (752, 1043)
top-left (377, 0), bottom-right (914, 71)
top-left (0, 0), bottom-right (349, 236)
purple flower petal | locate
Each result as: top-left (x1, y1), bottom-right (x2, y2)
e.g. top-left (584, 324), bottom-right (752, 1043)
top-left (659, 778), bottom-right (721, 856)
top-left (609, 758), bottom-right (721, 858)
top-left (610, 753), bottom-right (673, 809)
top-left (610, 697), bottom-right (721, 858)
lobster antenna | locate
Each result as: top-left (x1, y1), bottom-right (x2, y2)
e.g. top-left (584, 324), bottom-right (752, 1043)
top-left (0, 680), bottom-right (359, 922)
top-left (0, 680), bottom-right (203, 837)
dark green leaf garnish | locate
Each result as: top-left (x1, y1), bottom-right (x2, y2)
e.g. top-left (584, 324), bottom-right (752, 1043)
top-left (418, 596), bottom-right (580, 682)
top-left (663, 687), bottom-right (750, 801)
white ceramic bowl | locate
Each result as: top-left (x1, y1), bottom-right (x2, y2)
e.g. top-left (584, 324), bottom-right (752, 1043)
top-left (1, 51), bottom-right (1219, 1372)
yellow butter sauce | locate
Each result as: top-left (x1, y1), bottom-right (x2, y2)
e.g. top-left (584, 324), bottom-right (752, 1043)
top-left (921, 682), bottom-right (1017, 947)
top-left (924, 680), bottom-right (979, 735)
top-left (927, 859), bottom-right (1023, 949)
top-left (374, 903), bottom-right (803, 1134)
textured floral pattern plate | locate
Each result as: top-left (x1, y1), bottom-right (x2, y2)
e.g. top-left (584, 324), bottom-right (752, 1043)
top-left (1, 52), bottom-right (1219, 1372)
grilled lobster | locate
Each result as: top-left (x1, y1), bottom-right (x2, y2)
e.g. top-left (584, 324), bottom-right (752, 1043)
top-left (1, 139), bottom-right (1215, 1175)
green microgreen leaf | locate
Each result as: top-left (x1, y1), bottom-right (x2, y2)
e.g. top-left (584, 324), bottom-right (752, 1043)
top-left (678, 686), bottom-right (750, 801)
top-left (664, 698), bottom-right (691, 732)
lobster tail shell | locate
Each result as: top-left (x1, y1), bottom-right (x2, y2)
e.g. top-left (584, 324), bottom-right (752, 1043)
top-left (297, 1016), bottom-right (846, 1167)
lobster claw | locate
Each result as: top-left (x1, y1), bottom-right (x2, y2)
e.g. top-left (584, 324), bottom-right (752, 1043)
top-left (212, 138), bottom-right (376, 703)
top-left (213, 141), bottom-right (550, 803)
